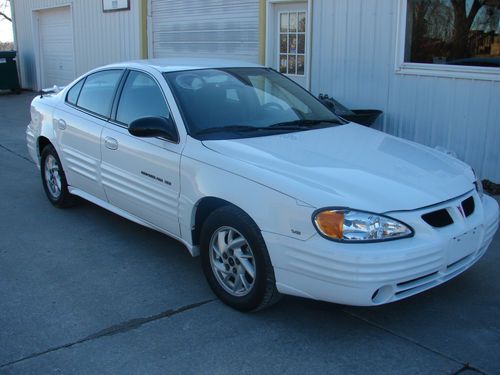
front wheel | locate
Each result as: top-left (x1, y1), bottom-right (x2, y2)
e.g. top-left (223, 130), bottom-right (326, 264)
top-left (200, 206), bottom-right (281, 311)
top-left (40, 144), bottom-right (77, 208)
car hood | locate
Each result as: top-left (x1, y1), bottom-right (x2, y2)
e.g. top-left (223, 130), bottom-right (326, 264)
top-left (201, 124), bottom-right (474, 212)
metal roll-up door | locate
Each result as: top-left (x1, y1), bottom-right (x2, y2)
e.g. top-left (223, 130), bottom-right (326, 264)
top-left (150, 0), bottom-right (260, 62)
top-left (37, 6), bottom-right (75, 88)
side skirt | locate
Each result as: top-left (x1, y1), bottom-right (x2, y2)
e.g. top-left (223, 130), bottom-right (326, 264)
top-left (68, 187), bottom-right (199, 257)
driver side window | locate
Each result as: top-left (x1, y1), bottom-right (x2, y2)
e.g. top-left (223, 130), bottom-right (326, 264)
top-left (116, 71), bottom-right (171, 126)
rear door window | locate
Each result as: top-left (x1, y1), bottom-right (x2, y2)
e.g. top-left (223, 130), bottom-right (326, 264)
top-left (76, 70), bottom-right (123, 117)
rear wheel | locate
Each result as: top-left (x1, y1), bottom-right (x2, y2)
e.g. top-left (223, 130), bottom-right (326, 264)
top-left (200, 205), bottom-right (281, 311)
top-left (40, 144), bottom-right (77, 208)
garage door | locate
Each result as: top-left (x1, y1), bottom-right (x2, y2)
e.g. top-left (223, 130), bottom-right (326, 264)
top-left (37, 6), bottom-right (75, 88)
top-left (150, 0), bottom-right (260, 63)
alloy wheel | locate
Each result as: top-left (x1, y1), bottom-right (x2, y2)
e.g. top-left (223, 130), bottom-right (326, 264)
top-left (44, 154), bottom-right (62, 199)
top-left (209, 226), bottom-right (256, 297)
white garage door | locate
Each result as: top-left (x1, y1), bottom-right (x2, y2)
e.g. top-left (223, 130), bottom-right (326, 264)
top-left (150, 0), bottom-right (260, 63)
top-left (38, 6), bottom-right (75, 88)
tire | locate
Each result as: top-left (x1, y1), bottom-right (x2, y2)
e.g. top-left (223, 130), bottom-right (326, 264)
top-left (40, 144), bottom-right (77, 208)
top-left (200, 205), bottom-right (281, 312)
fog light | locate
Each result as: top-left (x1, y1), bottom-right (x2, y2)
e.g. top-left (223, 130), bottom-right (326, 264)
top-left (371, 285), bottom-right (393, 304)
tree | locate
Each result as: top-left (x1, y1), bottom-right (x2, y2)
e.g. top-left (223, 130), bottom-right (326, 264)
top-left (449, 0), bottom-right (485, 58)
top-left (0, 0), bottom-right (11, 23)
top-left (409, 0), bottom-right (453, 62)
top-left (448, 0), bottom-right (500, 58)
top-left (408, 0), bottom-right (500, 62)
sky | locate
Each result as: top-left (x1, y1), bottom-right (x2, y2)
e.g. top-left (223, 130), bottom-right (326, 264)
top-left (0, 1), bottom-right (13, 43)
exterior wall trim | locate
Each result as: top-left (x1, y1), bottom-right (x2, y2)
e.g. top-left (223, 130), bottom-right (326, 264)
top-left (259, 0), bottom-right (266, 64)
top-left (139, 0), bottom-right (148, 58)
top-left (9, 0), bottom-right (21, 87)
top-left (146, 0), bottom-right (153, 58)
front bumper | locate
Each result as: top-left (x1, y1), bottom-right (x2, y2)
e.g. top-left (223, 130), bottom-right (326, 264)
top-left (264, 192), bottom-right (499, 306)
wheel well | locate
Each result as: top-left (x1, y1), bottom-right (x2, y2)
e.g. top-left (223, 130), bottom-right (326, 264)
top-left (192, 197), bottom-right (233, 246)
top-left (37, 136), bottom-right (51, 157)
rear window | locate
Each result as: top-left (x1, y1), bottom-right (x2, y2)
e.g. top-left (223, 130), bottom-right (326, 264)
top-left (76, 70), bottom-right (123, 117)
top-left (66, 79), bottom-right (84, 105)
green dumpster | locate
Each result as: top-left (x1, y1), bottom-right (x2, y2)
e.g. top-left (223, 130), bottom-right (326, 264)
top-left (0, 51), bottom-right (21, 94)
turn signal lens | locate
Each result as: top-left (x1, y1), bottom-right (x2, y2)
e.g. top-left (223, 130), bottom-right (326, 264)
top-left (314, 210), bottom-right (344, 239)
top-left (313, 209), bottom-right (414, 242)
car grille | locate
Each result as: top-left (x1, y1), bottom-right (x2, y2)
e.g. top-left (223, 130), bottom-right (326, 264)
top-left (421, 195), bottom-right (475, 228)
top-left (421, 209), bottom-right (453, 228)
top-left (462, 196), bottom-right (475, 217)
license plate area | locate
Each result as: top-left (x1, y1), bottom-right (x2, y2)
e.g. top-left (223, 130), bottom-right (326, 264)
top-left (446, 227), bottom-right (480, 264)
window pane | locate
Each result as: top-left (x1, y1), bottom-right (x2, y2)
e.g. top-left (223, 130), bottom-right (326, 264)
top-left (280, 34), bottom-right (288, 53)
top-left (77, 70), bottom-right (123, 117)
top-left (298, 12), bottom-right (306, 32)
top-left (288, 55), bottom-right (296, 75)
top-left (289, 13), bottom-right (297, 32)
top-left (66, 79), bottom-right (84, 105)
top-left (279, 54), bottom-right (288, 73)
top-left (280, 13), bottom-right (288, 32)
top-left (405, 0), bottom-right (500, 67)
top-left (116, 71), bottom-right (170, 126)
top-left (297, 55), bottom-right (305, 75)
top-left (289, 34), bottom-right (297, 54)
top-left (298, 34), bottom-right (305, 54)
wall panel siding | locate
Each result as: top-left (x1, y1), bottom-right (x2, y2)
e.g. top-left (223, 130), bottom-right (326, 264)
top-left (151, 0), bottom-right (260, 62)
top-left (311, 0), bottom-right (500, 181)
top-left (13, 0), bottom-right (141, 90)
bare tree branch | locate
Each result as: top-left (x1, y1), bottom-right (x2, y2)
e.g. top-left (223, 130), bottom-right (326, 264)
top-left (467, 0), bottom-right (485, 28)
top-left (0, 10), bottom-right (11, 22)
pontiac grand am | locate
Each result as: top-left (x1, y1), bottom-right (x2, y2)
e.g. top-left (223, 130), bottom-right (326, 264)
top-left (27, 59), bottom-right (499, 311)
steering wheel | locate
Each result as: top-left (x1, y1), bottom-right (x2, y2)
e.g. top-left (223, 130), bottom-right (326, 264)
top-left (262, 102), bottom-right (284, 111)
top-left (175, 73), bottom-right (205, 91)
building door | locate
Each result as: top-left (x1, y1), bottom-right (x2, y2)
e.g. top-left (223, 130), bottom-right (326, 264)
top-left (268, 2), bottom-right (309, 88)
top-left (149, 0), bottom-right (260, 63)
top-left (36, 6), bottom-right (75, 88)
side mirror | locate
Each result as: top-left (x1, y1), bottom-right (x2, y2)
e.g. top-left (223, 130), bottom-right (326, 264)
top-left (128, 116), bottom-right (179, 142)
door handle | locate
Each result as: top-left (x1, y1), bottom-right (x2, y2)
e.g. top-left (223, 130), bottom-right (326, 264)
top-left (104, 137), bottom-right (118, 150)
top-left (57, 119), bottom-right (67, 130)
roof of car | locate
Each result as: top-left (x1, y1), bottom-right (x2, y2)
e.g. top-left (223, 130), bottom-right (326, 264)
top-left (106, 58), bottom-right (264, 72)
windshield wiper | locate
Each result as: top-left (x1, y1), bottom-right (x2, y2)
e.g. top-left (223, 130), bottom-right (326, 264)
top-left (196, 125), bottom-right (265, 135)
top-left (269, 119), bottom-right (343, 128)
top-left (196, 119), bottom-right (342, 136)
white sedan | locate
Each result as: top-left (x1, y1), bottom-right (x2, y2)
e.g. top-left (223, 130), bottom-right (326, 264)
top-left (27, 59), bottom-right (499, 311)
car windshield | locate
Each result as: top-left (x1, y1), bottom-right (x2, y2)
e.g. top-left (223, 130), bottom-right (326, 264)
top-left (163, 67), bottom-right (344, 140)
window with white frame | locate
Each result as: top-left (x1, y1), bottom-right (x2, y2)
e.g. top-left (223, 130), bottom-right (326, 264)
top-left (279, 11), bottom-right (307, 75)
top-left (404, 0), bottom-right (500, 68)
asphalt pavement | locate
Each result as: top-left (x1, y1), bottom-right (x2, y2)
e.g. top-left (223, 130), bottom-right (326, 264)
top-left (1, 92), bottom-right (499, 374)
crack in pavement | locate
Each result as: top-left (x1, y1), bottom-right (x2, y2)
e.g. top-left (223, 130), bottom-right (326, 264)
top-left (0, 298), bottom-right (216, 370)
top-left (453, 364), bottom-right (485, 374)
top-left (0, 143), bottom-right (35, 164)
top-left (342, 309), bottom-right (487, 375)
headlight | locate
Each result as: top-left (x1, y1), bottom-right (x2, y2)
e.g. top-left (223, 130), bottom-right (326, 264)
top-left (472, 169), bottom-right (483, 198)
top-left (313, 208), bottom-right (414, 242)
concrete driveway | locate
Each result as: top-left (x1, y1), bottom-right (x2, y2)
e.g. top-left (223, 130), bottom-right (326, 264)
top-left (1, 92), bottom-right (499, 375)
